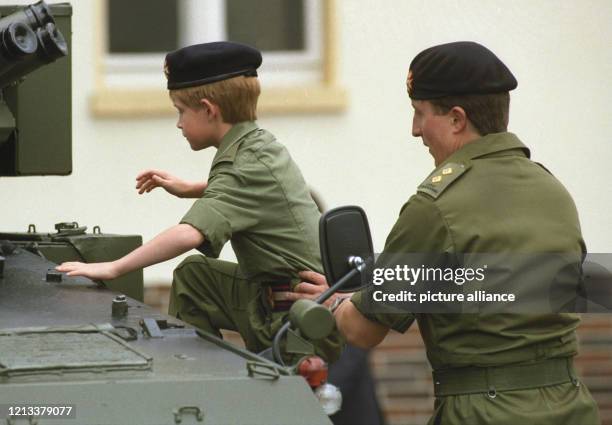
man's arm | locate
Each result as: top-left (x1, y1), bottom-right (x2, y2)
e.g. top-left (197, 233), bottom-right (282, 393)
top-left (289, 271), bottom-right (390, 349)
top-left (334, 299), bottom-right (389, 349)
top-left (56, 223), bottom-right (204, 280)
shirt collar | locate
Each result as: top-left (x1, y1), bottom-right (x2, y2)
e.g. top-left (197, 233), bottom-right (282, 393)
top-left (211, 121), bottom-right (259, 167)
top-left (440, 132), bottom-right (530, 167)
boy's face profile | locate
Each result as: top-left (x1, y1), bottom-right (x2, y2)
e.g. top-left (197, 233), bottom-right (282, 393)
top-left (173, 98), bottom-right (220, 151)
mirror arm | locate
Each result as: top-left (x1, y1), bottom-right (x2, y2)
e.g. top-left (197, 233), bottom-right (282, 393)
top-left (315, 266), bottom-right (361, 305)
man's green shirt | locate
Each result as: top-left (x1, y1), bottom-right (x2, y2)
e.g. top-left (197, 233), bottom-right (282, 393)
top-left (352, 132), bottom-right (584, 370)
top-left (181, 121), bottom-right (321, 282)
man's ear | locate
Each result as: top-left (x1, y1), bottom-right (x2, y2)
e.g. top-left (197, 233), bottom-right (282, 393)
top-left (449, 106), bottom-right (468, 133)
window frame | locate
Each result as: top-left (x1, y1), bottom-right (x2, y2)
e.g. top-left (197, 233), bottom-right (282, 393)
top-left (91, 0), bottom-right (346, 117)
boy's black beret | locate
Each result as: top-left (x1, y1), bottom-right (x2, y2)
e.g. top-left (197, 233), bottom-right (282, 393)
top-left (407, 41), bottom-right (517, 100)
top-left (164, 41), bottom-right (262, 90)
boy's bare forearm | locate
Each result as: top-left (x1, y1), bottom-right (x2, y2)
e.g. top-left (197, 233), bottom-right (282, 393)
top-left (135, 169), bottom-right (207, 198)
top-left (185, 181), bottom-right (207, 198)
top-left (114, 224), bottom-right (204, 275)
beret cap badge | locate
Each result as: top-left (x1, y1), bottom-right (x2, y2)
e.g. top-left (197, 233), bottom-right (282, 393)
top-left (163, 59), bottom-right (169, 80)
top-left (407, 69), bottom-right (414, 96)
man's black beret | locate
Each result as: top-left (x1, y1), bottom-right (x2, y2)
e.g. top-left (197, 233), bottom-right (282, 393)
top-left (407, 41), bottom-right (517, 100)
top-left (164, 41), bottom-right (262, 90)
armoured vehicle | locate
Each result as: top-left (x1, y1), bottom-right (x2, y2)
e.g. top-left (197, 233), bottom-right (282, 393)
top-left (0, 3), bottom-right (347, 424)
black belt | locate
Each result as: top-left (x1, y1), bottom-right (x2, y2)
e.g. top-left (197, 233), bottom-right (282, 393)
top-left (432, 357), bottom-right (579, 397)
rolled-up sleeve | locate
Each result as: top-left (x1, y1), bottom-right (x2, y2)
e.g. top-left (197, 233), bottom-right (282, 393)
top-left (351, 289), bottom-right (416, 333)
top-left (180, 166), bottom-right (259, 258)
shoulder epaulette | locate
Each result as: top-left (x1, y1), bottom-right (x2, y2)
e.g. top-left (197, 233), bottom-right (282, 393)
top-left (417, 162), bottom-right (471, 199)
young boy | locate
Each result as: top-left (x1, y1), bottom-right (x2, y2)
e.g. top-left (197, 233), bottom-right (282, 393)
top-left (57, 41), bottom-right (341, 362)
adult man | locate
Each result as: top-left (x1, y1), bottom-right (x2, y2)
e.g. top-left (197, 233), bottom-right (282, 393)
top-left (290, 42), bottom-right (600, 424)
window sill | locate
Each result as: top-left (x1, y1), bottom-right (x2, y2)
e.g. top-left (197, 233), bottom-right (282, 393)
top-left (89, 85), bottom-right (348, 118)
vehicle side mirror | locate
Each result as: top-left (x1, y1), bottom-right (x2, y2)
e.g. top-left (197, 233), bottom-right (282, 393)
top-left (272, 206), bottom-right (375, 366)
top-left (319, 205), bottom-right (374, 293)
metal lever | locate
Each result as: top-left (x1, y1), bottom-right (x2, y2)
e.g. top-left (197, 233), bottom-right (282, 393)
top-left (140, 318), bottom-right (163, 338)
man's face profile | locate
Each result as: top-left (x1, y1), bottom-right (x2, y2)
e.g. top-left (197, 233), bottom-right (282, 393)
top-left (411, 100), bottom-right (454, 166)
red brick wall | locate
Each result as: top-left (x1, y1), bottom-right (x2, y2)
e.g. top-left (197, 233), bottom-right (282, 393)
top-left (145, 286), bottom-right (612, 425)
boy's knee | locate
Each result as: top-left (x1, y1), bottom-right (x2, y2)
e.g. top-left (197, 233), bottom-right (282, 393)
top-left (173, 255), bottom-right (213, 284)
top-left (174, 256), bottom-right (239, 283)
top-left (171, 256), bottom-right (209, 300)
top-left (176, 254), bottom-right (208, 271)
top-left (172, 255), bottom-right (239, 300)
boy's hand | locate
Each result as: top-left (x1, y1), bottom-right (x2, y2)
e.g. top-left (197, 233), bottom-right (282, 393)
top-left (136, 169), bottom-right (207, 198)
top-left (56, 261), bottom-right (119, 280)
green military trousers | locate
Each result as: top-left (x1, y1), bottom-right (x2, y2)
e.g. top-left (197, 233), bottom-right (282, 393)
top-left (168, 255), bottom-right (342, 363)
top-left (428, 381), bottom-right (600, 425)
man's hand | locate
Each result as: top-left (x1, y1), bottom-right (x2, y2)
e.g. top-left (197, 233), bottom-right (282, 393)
top-left (289, 270), bottom-right (389, 349)
top-left (136, 169), bottom-right (207, 198)
top-left (286, 271), bottom-right (344, 308)
top-left (56, 261), bottom-right (119, 280)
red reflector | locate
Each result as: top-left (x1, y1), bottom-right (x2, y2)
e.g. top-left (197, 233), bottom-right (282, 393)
top-left (297, 356), bottom-right (328, 388)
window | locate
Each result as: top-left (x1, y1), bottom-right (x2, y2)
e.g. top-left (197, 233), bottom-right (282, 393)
top-left (92, 0), bottom-right (346, 116)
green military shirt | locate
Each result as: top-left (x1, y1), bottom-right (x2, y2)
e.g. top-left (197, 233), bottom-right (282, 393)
top-left (180, 121), bottom-right (321, 282)
top-left (352, 132), bottom-right (584, 370)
